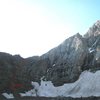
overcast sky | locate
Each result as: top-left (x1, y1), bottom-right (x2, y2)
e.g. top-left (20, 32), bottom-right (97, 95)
top-left (0, 0), bottom-right (100, 58)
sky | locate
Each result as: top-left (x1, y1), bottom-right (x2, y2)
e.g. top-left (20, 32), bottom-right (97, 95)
top-left (0, 0), bottom-right (100, 58)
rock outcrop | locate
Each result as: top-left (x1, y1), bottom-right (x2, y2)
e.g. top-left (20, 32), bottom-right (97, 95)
top-left (0, 20), bottom-right (100, 93)
top-left (82, 20), bottom-right (100, 71)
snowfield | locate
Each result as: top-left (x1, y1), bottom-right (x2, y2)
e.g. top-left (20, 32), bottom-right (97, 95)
top-left (2, 70), bottom-right (100, 99)
top-left (37, 70), bottom-right (100, 98)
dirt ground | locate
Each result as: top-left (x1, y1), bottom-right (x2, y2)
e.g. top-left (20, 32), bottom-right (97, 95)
top-left (1, 96), bottom-right (100, 100)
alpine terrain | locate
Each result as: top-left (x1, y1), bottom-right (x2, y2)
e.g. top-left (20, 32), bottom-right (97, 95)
top-left (0, 20), bottom-right (100, 100)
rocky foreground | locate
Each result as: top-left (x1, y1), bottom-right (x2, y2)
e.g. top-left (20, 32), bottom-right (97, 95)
top-left (1, 96), bottom-right (100, 100)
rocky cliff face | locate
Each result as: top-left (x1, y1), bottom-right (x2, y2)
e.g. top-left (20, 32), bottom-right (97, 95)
top-left (41, 33), bottom-right (88, 85)
top-left (82, 20), bottom-right (100, 71)
top-left (0, 20), bottom-right (100, 93)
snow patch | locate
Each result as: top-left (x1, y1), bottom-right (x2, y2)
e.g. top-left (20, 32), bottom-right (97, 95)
top-left (53, 64), bottom-right (56, 67)
top-left (31, 81), bottom-right (39, 90)
top-left (2, 93), bottom-right (14, 99)
top-left (19, 89), bottom-right (36, 97)
top-left (88, 48), bottom-right (95, 53)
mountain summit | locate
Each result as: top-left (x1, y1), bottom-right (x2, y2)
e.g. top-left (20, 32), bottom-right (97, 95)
top-left (84, 20), bottom-right (100, 38)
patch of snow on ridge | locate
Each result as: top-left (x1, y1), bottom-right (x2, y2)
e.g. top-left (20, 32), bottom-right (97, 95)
top-left (20, 70), bottom-right (100, 98)
top-left (53, 64), bottom-right (56, 67)
top-left (88, 48), bottom-right (95, 53)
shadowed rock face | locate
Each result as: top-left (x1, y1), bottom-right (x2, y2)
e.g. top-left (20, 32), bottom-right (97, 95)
top-left (0, 52), bottom-right (14, 92)
top-left (0, 53), bottom-right (33, 93)
top-left (0, 20), bottom-right (100, 92)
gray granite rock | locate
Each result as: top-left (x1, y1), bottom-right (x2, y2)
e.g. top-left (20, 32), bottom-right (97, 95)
top-left (40, 33), bottom-right (88, 85)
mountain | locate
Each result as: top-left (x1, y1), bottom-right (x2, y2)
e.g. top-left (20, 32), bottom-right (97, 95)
top-left (40, 33), bottom-right (87, 85)
top-left (0, 20), bottom-right (100, 97)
